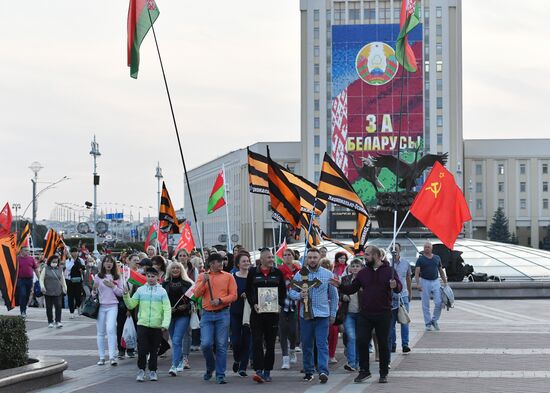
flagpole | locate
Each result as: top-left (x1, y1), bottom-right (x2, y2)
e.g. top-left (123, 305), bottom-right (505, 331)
top-left (248, 191), bottom-right (257, 253)
top-left (302, 201), bottom-right (317, 265)
top-left (389, 210), bottom-right (411, 251)
top-left (222, 164), bottom-right (232, 252)
top-left (271, 221), bottom-right (277, 252)
top-left (146, 9), bottom-right (205, 257)
top-left (278, 223), bottom-right (282, 245)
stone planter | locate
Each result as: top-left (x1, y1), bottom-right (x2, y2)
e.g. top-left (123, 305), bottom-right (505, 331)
top-left (0, 357), bottom-right (67, 393)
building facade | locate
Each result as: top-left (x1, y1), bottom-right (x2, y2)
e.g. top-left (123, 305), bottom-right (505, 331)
top-left (300, 0), bottom-right (463, 232)
top-left (183, 142), bottom-right (301, 251)
top-left (464, 139), bottom-right (550, 248)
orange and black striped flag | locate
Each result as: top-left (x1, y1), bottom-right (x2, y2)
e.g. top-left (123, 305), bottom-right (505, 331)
top-left (282, 170), bottom-right (326, 215)
top-left (247, 148), bottom-right (269, 195)
top-left (300, 213), bottom-right (321, 248)
top-left (159, 182), bottom-right (182, 234)
top-left (267, 149), bottom-right (302, 229)
top-left (0, 233), bottom-right (17, 310)
top-left (43, 228), bottom-right (64, 259)
top-left (16, 222), bottom-right (30, 252)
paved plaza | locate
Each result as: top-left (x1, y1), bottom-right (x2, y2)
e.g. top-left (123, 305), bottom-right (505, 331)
top-left (4, 298), bottom-right (550, 392)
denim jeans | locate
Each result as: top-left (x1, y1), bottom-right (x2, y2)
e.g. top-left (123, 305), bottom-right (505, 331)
top-left (420, 278), bottom-right (442, 326)
top-left (343, 312), bottom-right (359, 368)
top-left (389, 296), bottom-right (410, 348)
top-left (169, 315), bottom-right (191, 368)
top-left (96, 305), bottom-right (118, 360)
top-left (230, 312), bottom-right (251, 371)
top-left (200, 308), bottom-right (230, 377)
top-left (17, 278), bottom-right (33, 314)
top-left (300, 316), bottom-right (329, 375)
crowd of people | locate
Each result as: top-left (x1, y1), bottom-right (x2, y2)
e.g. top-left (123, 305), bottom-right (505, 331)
top-left (14, 241), bottom-right (448, 385)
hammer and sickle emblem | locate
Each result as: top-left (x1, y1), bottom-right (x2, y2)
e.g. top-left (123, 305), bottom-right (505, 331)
top-left (426, 182), bottom-right (442, 198)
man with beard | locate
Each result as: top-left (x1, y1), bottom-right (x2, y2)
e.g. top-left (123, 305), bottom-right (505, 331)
top-left (331, 245), bottom-right (402, 384)
top-left (246, 248), bottom-right (286, 383)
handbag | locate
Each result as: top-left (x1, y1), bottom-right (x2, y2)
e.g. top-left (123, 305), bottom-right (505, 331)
top-left (190, 308), bottom-right (200, 329)
top-left (397, 296), bottom-right (411, 325)
top-left (81, 295), bottom-right (100, 319)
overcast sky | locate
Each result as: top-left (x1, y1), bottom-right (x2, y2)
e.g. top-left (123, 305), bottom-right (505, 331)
top-left (1, 0), bottom-right (548, 221)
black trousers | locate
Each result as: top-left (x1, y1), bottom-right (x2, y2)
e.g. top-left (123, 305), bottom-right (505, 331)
top-left (250, 311), bottom-right (279, 372)
top-left (66, 280), bottom-right (83, 313)
top-left (357, 311), bottom-right (392, 376)
top-left (137, 326), bottom-right (162, 371)
top-left (279, 311), bottom-right (297, 356)
top-left (45, 295), bottom-right (63, 323)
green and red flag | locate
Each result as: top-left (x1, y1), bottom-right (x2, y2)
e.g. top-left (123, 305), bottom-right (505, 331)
top-left (396, 0), bottom-right (420, 72)
top-left (128, 269), bottom-right (147, 287)
top-left (207, 170), bottom-right (226, 214)
top-left (144, 221), bottom-right (158, 250)
top-left (275, 239), bottom-right (288, 266)
top-left (127, 0), bottom-right (160, 79)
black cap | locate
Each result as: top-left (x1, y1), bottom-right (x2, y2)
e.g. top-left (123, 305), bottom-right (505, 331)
top-left (145, 267), bottom-right (159, 275)
top-left (138, 258), bottom-right (153, 267)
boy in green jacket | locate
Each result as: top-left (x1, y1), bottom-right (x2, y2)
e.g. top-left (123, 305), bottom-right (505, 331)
top-left (124, 267), bottom-right (171, 382)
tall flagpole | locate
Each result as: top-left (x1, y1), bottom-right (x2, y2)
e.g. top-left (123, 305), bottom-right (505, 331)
top-left (222, 164), bottom-right (232, 252)
top-left (147, 9), bottom-right (205, 260)
top-left (248, 191), bottom-right (257, 252)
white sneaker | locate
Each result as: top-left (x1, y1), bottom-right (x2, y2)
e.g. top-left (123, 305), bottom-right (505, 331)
top-left (55, 322), bottom-right (63, 328)
top-left (136, 369), bottom-right (145, 382)
top-left (294, 346), bottom-right (302, 353)
top-left (69, 314), bottom-right (75, 319)
top-left (425, 324), bottom-right (434, 331)
top-left (289, 351), bottom-right (297, 364)
top-left (97, 359), bottom-right (105, 366)
top-left (281, 356), bottom-right (290, 369)
top-left (176, 360), bottom-right (184, 372)
top-left (149, 371), bottom-right (158, 381)
top-left (329, 357), bottom-right (338, 364)
top-left (169, 366), bottom-right (177, 376)
top-left (432, 320), bottom-right (440, 331)
top-left (48, 323), bottom-right (54, 328)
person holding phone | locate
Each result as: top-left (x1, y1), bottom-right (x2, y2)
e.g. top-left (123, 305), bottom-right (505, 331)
top-left (92, 254), bottom-right (123, 366)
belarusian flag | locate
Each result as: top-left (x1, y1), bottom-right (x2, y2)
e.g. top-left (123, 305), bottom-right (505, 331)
top-left (396, 0), bottom-right (420, 72)
top-left (144, 221), bottom-right (158, 250)
top-left (275, 239), bottom-right (288, 265)
top-left (127, 0), bottom-right (160, 79)
top-left (207, 170), bottom-right (226, 214)
top-left (128, 270), bottom-right (147, 287)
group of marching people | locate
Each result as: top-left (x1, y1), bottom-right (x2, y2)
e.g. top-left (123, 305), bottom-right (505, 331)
top-left (17, 240), bottom-right (448, 385)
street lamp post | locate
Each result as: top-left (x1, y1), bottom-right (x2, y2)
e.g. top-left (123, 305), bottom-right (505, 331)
top-left (155, 162), bottom-right (163, 211)
top-left (11, 203), bottom-right (21, 234)
top-left (29, 161), bottom-right (43, 246)
top-left (90, 136), bottom-right (101, 257)
top-left (468, 178), bottom-right (474, 238)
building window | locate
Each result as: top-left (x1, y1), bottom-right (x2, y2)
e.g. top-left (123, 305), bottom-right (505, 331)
top-left (425, 61), bottom-right (430, 72)
top-left (424, 8), bottom-right (430, 20)
top-left (475, 182), bottom-right (482, 193)
top-left (475, 164), bottom-right (482, 176)
top-left (314, 82), bottom-right (320, 93)
top-left (315, 171), bottom-right (320, 182)
top-left (314, 99), bottom-right (320, 111)
top-left (314, 27), bottom-right (320, 39)
top-left (364, 8), bottom-right (375, 21)
top-left (544, 182), bottom-right (548, 192)
top-left (314, 46), bottom-right (320, 57)
top-left (437, 97), bottom-right (443, 109)
top-left (520, 199), bottom-right (527, 209)
top-left (544, 199), bottom-right (549, 209)
top-left (437, 133), bottom-right (443, 145)
top-left (436, 60), bottom-right (443, 72)
top-left (498, 199), bottom-right (504, 209)
top-left (314, 154), bottom-right (320, 165)
top-left (436, 6), bottom-right (442, 18)
top-left (498, 182), bottom-right (504, 192)
top-left (436, 24), bottom-right (442, 36)
top-left (436, 115), bottom-right (443, 127)
top-left (437, 79), bottom-right (443, 91)
top-left (520, 163), bottom-right (526, 175)
top-left (314, 63), bottom-right (320, 75)
top-left (436, 43), bottom-right (442, 55)
top-left (314, 117), bottom-right (320, 129)
top-left (314, 9), bottom-right (320, 21)
top-left (314, 135), bottom-right (320, 147)
top-left (520, 182), bottom-right (526, 193)
top-left (349, 1), bottom-right (360, 23)
top-left (334, 2), bottom-right (345, 24)
top-left (498, 164), bottom-right (505, 175)
top-left (476, 199), bottom-right (483, 210)
top-left (544, 163), bottom-right (549, 174)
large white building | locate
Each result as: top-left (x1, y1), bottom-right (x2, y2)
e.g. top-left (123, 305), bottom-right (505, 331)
top-left (300, 0), bottom-right (463, 231)
top-left (184, 142), bottom-right (301, 250)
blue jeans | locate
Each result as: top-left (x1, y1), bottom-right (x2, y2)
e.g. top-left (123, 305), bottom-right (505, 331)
top-left (421, 278), bottom-right (442, 326)
top-left (343, 312), bottom-right (359, 368)
top-left (300, 317), bottom-right (329, 375)
top-left (169, 315), bottom-right (191, 368)
top-left (389, 296), bottom-right (410, 348)
top-left (17, 278), bottom-right (33, 314)
top-left (200, 309), bottom-right (230, 377)
top-left (230, 312), bottom-right (250, 371)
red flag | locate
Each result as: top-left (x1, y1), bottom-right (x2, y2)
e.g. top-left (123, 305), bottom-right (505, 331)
top-left (410, 162), bottom-right (472, 249)
top-left (158, 228), bottom-right (168, 252)
top-left (175, 221), bottom-right (195, 253)
top-left (0, 203), bottom-right (12, 238)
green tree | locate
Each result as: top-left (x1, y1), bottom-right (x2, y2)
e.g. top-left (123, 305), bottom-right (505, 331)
top-left (488, 208), bottom-right (511, 243)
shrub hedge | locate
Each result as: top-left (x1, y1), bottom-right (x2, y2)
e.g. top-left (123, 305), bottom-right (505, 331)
top-left (0, 315), bottom-right (28, 370)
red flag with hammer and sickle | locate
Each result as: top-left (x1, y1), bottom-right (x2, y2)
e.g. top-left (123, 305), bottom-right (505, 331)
top-left (410, 162), bottom-right (471, 249)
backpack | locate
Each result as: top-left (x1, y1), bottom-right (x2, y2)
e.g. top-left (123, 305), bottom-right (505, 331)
top-left (440, 285), bottom-right (455, 311)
